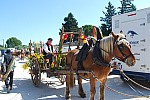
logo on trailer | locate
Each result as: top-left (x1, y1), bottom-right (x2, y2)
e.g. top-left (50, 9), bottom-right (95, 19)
top-left (127, 31), bottom-right (138, 38)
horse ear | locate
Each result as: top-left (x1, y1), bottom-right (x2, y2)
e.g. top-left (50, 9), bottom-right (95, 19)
top-left (120, 30), bottom-right (124, 34)
top-left (111, 32), bottom-right (118, 39)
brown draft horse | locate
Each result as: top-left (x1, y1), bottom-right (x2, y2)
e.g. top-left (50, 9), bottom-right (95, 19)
top-left (65, 32), bottom-right (136, 100)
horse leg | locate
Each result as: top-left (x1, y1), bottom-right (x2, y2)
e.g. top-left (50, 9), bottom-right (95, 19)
top-left (65, 74), bottom-right (71, 99)
top-left (99, 79), bottom-right (107, 100)
top-left (90, 78), bottom-right (96, 100)
top-left (78, 75), bottom-right (86, 98)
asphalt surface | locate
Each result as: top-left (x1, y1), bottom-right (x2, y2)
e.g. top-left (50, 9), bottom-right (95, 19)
top-left (0, 58), bottom-right (150, 100)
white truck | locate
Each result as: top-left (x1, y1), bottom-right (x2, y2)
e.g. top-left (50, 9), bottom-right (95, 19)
top-left (112, 7), bottom-right (150, 81)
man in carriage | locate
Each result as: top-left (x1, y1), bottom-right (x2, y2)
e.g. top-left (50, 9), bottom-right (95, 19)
top-left (43, 38), bottom-right (54, 67)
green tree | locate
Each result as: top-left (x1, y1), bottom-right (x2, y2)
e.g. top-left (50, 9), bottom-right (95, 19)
top-left (62, 12), bottom-right (78, 32)
top-left (0, 47), bottom-right (6, 51)
top-left (118, 0), bottom-right (136, 14)
top-left (100, 2), bottom-right (117, 35)
top-left (82, 25), bottom-right (93, 37)
top-left (62, 12), bottom-right (79, 42)
top-left (14, 44), bottom-right (28, 50)
top-left (6, 37), bottom-right (22, 48)
top-left (22, 45), bottom-right (28, 49)
top-left (15, 45), bottom-right (23, 50)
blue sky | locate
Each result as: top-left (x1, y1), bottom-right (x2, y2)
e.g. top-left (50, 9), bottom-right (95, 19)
top-left (0, 0), bottom-right (149, 45)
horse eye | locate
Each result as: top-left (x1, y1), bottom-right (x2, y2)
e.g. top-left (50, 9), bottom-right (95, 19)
top-left (119, 43), bottom-right (124, 50)
top-left (121, 46), bottom-right (124, 50)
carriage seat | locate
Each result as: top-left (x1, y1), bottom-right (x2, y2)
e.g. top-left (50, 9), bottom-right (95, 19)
top-left (43, 55), bottom-right (53, 68)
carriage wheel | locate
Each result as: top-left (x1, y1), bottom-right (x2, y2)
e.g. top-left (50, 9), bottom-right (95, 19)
top-left (58, 75), bottom-right (66, 84)
top-left (30, 57), bottom-right (41, 87)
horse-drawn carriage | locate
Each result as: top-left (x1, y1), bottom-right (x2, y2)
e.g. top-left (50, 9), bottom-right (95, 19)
top-left (26, 26), bottom-right (136, 100)
top-left (27, 26), bottom-right (86, 86)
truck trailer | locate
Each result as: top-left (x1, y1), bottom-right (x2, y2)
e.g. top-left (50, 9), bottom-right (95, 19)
top-left (112, 7), bottom-right (150, 81)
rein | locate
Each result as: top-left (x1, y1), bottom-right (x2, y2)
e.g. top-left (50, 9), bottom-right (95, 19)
top-left (117, 43), bottom-right (133, 62)
top-left (93, 37), bottom-right (134, 67)
top-left (115, 38), bottom-right (133, 62)
top-left (90, 70), bottom-right (150, 98)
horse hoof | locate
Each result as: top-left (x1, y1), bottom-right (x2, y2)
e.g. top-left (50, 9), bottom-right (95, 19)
top-left (65, 95), bottom-right (71, 99)
top-left (100, 97), bottom-right (104, 100)
top-left (80, 93), bottom-right (86, 98)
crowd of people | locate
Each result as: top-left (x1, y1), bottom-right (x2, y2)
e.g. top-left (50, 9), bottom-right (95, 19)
top-left (0, 37), bottom-right (54, 93)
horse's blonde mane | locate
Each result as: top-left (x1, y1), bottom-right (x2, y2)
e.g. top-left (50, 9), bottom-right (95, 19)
top-left (100, 35), bottom-right (114, 60)
top-left (100, 33), bottom-right (127, 60)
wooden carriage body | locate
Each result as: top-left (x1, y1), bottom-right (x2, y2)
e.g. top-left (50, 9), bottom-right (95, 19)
top-left (28, 26), bottom-right (85, 86)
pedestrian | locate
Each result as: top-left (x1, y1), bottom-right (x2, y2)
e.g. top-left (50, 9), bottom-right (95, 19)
top-left (1, 49), bottom-right (15, 93)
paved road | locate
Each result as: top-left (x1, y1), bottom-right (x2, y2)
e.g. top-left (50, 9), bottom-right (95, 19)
top-left (0, 59), bottom-right (150, 100)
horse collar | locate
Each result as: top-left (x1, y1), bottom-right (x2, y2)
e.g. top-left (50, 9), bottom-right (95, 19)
top-left (92, 41), bottom-right (111, 67)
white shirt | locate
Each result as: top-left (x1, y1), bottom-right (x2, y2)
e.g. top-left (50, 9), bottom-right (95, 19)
top-left (1, 55), bottom-right (4, 63)
top-left (43, 43), bottom-right (52, 53)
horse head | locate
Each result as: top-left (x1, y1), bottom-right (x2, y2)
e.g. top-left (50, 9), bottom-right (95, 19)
top-left (112, 32), bottom-right (136, 66)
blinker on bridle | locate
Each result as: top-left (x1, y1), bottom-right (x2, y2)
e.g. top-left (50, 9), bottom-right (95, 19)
top-left (115, 38), bottom-right (133, 62)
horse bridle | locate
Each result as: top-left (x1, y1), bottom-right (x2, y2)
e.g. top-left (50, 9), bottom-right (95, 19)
top-left (115, 38), bottom-right (134, 63)
top-left (95, 37), bottom-right (134, 64)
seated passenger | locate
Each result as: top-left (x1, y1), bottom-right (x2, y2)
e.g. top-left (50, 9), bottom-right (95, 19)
top-left (43, 38), bottom-right (54, 66)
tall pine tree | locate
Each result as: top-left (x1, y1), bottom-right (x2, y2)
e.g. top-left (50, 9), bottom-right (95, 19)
top-left (100, 2), bottom-right (117, 36)
top-left (62, 12), bottom-right (78, 32)
top-left (62, 12), bottom-right (79, 42)
top-left (118, 0), bottom-right (136, 14)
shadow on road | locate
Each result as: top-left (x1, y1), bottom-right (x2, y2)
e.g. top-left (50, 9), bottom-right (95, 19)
top-left (10, 78), bottom-right (67, 100)
top-left (1, 75), bottom-right (150, 100)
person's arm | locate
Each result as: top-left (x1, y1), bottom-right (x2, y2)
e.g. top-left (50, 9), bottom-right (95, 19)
top-left (1, 55), bottom-right (4, 63)
top-left (1, 55), bottom-right (6, 74)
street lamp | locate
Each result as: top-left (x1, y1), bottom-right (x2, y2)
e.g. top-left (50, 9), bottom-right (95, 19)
top-left (0, 39), bottom-right (4, 47)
